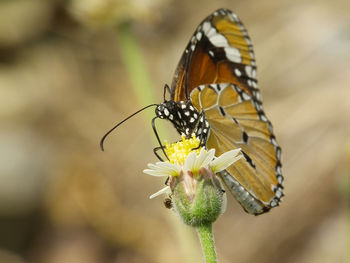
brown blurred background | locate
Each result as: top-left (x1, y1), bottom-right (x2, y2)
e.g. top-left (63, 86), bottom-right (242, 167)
top-left (0, 0), bottom-right (349, 263)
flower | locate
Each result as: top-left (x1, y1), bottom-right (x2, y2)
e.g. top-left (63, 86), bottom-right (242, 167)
top-left (143, 136), bottom-right (242, 200)
top-left (143, 135), bottom-right (242, 226)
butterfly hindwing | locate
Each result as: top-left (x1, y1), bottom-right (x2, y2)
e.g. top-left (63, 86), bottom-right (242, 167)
top-left (189, 83), bottom-right (283, 214)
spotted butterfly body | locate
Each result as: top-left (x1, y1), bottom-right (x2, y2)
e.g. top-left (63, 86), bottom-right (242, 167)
top-left (156, 8), bottom-right (283, 215)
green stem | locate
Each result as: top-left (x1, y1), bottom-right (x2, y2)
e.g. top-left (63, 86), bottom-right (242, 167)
top-left (116, 22), bottom-right (167, 142)
top-left (196, 224), bottom-right (218, 263)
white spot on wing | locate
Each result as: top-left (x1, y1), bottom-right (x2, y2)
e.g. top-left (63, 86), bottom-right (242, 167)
top-left (219, 83), bottom-right (228, 90)
top-left (229, 13), bottom-right (238, 22)
top-left (252, 69), bottom-right (256, 78)
top-left (278, 176), bottom-right (283, 184)
top-left (245, 37), bottom-right (252, 45)
top-left (276, 189), bottom-right (283, 198)
top-left (255, 102), bottom-right (263, 111)
top-left (245, 65), bottom-right (253, 78)
top-left (225, 46), bottom-right (242, 63)
top-left (242, 92), bottom-right (250, 100)
top-left (255, 92), bottom-right (261, 100)
top-left (271, 137), bottom-right (277, 146)
top-left (270, 200), bottom-right (277, 207)
top-left (234, 68), bottom-right (241, 77)
top-left (276, 166), bottom-right (282, 175)
top-left (277, 148), bottom-right (281, 160)
top-left (196, 31), bottom-right (202, 41)
top-left (209, 34), bottom-right (228, 47)
top-left (202, 21), bottom-right (211, 34)
top-left (260, 115), bottom-right (268, 122)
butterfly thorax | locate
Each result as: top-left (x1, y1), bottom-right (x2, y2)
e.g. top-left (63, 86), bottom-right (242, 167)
top-left (156, 100), bottom-right (208, 139)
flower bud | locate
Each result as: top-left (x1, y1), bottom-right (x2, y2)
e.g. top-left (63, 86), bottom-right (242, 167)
top-left (172, 167), bottom-right (225, 227)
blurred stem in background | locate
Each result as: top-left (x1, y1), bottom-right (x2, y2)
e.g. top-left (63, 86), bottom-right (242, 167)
top-left (116, 21), bottom-right (166, 144)
top-left (115, 21), bottom-right (202, 263)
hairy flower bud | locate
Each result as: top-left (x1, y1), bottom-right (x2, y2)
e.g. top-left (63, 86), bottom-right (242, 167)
top-left (172, 167), bottom-right (226, 227)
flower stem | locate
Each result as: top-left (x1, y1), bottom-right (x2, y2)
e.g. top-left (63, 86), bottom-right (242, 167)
top-left (196, 224), bottom-right (218, 263)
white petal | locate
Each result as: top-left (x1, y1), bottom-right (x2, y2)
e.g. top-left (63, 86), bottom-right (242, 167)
top-left (183, 151), bottom-right (197, 172)
top-left (154, 162), bottom-right (181, 176)
top-left (192, 148), bottom-right (207, 172)
top-left (144, 162), bottom-right (180, 177)
top-left (210, 149), bottom-right (242, 173)
top-left (149, 186), bottom-right (171, 199)
top-left (201, 149), bottom-right (216, 168)
top-left (143, 169), bottom-right (170, 177)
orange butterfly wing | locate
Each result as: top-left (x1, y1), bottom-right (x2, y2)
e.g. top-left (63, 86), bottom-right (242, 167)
top-left (171, 8), bottom-right (258, 102)
top-left (170, 8), bottom-right (283, 215)
top-left (190, 83), bottom-right (282, 214)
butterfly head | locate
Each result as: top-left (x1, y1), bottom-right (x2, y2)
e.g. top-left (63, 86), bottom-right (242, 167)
top-left (155, 101), bottom-right (178, 121)
top-left (156, 100), bottom-right (202, 137)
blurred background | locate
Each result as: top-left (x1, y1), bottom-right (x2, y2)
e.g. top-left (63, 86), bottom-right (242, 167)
top-left (0, 0), bottom-right (349, 262)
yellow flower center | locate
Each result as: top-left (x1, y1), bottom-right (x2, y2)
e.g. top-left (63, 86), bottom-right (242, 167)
top-left (165, 135), bottom-right (201, 165)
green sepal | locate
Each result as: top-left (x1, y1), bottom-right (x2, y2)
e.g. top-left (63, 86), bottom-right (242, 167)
top-left (173, 176), bottom-right (224, 227)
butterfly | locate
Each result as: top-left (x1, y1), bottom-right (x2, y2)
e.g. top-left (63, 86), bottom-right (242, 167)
top-left (154, 8), bottom-right (283, 215)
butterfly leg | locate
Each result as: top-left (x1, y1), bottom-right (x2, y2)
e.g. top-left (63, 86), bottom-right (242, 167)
top-left (153, 146), bottom-right (169, 161)
top-left (192, 111), bottom-right (208, 150)
top-left (152, 116), bottom-right (169, 160)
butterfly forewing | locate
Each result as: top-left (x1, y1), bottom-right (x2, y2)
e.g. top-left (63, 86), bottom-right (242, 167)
top-left (171, 8), bottom-right (258, 102)
top-left (169, 8), bottom-right (283, 215)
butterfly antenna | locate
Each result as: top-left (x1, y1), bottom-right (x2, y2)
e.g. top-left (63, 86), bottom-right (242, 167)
top-left (100, 103), bottom-right (158, 151)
